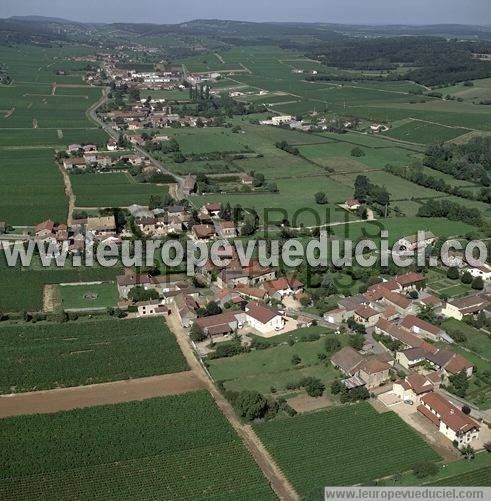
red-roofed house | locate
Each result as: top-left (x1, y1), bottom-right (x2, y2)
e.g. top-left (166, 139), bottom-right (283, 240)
top-left (244, 301), bottom-right (284, 333)
top-left (400, 314), bottom-right (445, 342)
top-left (393, 373), bottom-right (435, 404)
top-left (418, 392), bottom-right (480, 446)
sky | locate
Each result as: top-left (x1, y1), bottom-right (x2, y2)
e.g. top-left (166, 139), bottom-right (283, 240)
top-left (0, 0), bottom-right (490, 26)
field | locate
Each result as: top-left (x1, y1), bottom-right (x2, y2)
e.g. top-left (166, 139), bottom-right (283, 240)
top-left (0, 391), bottom-right (275, 500)
top-left (398, 452), bottom-right (491, 486)
top-left (0, 44), bottom-right (108, 226)
top-left (0, 317), bottom-right (188, 393)
top-left (70, 172), bottom-right (169, 207)
top-left (383, 119), bottom-right (470, 144)
top-left (253, 402), bottom-right (440, 497)
top-left (208, 327), bottom-right (344, 395)
top-left (0, 148), bottom-right (67, 225)
top-left (58, 282), bottom-right (119, 310)
top-left (0, 251), bottom-right (124, 312)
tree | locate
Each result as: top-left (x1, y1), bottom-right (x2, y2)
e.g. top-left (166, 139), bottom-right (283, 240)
top-left (412, 461), bottom-right (438, 479)
top-left (348, 333), bottom-right (365, 350)
top-left (266, 182), bottom-right (278, 193)
top-left (127, 286), bottom-right (159, 303)
top-left (330, 379), bottom-right (342, 395)
top-left (291, 354), bottom-right (301, 365)
top-left (234, 391), bottom-right (269, 421)
top-left (190, 324), bottom-right (207, 342)
top-left (471, 276), bottom-right (484, 290)
top-left (448, 370), bottom-right (469, 398)
top-left (447, 266), bottom-right (460, 280)
top-left (314, 192), bottom-right (328, 205)
top-left (461, 271), bottom-right (473, 284)
top-left (304, 378), bottom-right (325, 397)
top-left (351, 147), bottom-right (365, 157)
top-left (325, 336), bottom-right (341, 353)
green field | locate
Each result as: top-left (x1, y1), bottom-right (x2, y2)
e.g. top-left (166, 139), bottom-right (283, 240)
top-left (0, 148), bottom-right (67, 225)
top-left (254, 402), bottom-right (440, 497)
top-left (383, 120), bottom-right (469, 144)
top-left (58, 282), bottom-right (119, 310)
top-left (71, 172), bottom-right (169, 207)
top-left (0, 251), bottom-right (124, 312)
top-left (0, 391), bottom-right (275, 500)
top-left (208, 328), bottom-right (345, 395)
top-left (0, 317), bottom-right (188, 393)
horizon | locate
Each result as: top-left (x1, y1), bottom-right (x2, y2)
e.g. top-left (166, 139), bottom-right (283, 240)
top-left (1, 0), bottom-right (490, 26)
top-left (4, 15), bottom-right (491, 28)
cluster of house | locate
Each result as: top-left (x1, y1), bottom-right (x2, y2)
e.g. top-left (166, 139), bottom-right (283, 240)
top-left (104, 64), bottom-right (183, 89)
top-left (324, 270), bottom-right (485, 446)
top-left (102, 99), bottom-right (214, 130)
top-left (127, 204), bottom-right (191, 237)
top-left (62, 142), bottom-right (146, 172)
top-left (115, 268), bottom-right (291, 335)
top-left (32, 216), bottom-right (118, 254)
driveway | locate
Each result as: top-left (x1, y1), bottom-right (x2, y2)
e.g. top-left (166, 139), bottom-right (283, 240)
top-left (377, 391), bottom-right (461, 461)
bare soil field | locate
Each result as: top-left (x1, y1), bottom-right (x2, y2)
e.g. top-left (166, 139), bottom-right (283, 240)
top-left (0, 372), bottom-right (205, 418)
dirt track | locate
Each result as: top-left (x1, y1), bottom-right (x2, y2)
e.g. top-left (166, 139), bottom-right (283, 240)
top-left (0, 372), bottom-right (205, 418)
top-left (166, 315), bottom-right (299, 501)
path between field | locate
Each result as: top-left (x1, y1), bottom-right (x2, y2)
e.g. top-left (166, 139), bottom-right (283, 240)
top-left (43, 284), bottom-right (60, 312)
top-left (0, 372), bottom-right (205, 419)
top-left (56, 161), bottom-right (76, 225)
top-left (166, 314), bottom-right (299, 501)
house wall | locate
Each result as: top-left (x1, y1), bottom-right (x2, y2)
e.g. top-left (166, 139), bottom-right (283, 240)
top-left (440, 303), bottom-right (464, 320)
top-left (358, 368), bottom-right (389, 389)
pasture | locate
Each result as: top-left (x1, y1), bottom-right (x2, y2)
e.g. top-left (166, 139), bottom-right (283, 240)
top-left (253, 402), bottom-right (440, 496)
top-left (58, 282), bottom-right (119, 310)
top-left (0, 391), bottom-right (275, 500)
top-left (208, 327), bottom-right (343, 395)
top-left (0, 316), bottom-right (188, 393)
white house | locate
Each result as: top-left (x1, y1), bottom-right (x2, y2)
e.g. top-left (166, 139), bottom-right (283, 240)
top-left (418, 392), bottom-right (480, 447)
top-left (271, 115), bottom-right (293, 126)
top-left (244, 301), bottom-right (284, 334)
top-left (468, 265), bottom-right (491, 281)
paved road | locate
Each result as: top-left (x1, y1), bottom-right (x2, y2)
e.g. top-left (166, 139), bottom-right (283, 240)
top-left (87, 87), bottom-right (185, 199)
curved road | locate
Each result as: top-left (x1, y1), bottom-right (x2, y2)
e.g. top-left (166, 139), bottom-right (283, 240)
top-left (87, 87), bottom-right (185, 199)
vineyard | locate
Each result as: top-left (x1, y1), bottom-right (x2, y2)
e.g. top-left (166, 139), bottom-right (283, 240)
top-left (429, 466), bottom-right (491, 486)
top-left (254, 402), bottom-right (440, 497)
top-left (0, 317), bottom-right (188, 393)
top-left (0, 391), bottom-right (275, 500)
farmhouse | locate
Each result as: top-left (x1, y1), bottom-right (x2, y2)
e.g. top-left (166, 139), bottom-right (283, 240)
top-left (399, 315), bottom-right (445, 342)
top-left (418, 392), bottom-right (480, 446)
top-left (63, 157), bottom-right (87, 170)
top-left (353, 305), bottom-right (381, 327)
top-left (192, 224), bottom-right (216, 240)
top-left (375, 318), bottom-right (438, 352)
top-left (330, 347), bottom-right (391, 389)
top-left (182, 175), bottom-right (197, 195)
top-left (426, 349), bottom-right (474, 378)
top-left (395, 232), bottom-right (437, 253)
top-left (441, 295), bottom-right (490, 320)
top-left (271, 115), bottom-right (293, 125)
top-left (215, 220), bottom-right (237, 238)
top-left (116, 273), bottom-right (153, 298)
top-left (86, 216), bottom-right (117, 239)
top-left (194, 310), bottom-right (242, 337)
top-left (244, 301), bottom-right (284, 333)
top-left (345, 199), bottom-right (361, 210)
top-left (393, 373), bottom-right (436, 404)
top-left (263, 277), bottom-right (304, 299)
top-left (136, 299), bottom-right (171, 317)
